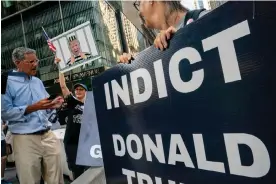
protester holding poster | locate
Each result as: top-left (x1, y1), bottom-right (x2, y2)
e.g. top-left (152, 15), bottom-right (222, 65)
top-left (119, 0), bottom-right (207, 63)
top-left (55, 58), bottom-right (88, 180)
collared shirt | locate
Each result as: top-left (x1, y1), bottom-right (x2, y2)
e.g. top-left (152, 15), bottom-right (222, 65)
top-left (1, 71), bottom-right (52, 134)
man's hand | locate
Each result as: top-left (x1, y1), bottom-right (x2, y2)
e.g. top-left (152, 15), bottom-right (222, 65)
top-left (118, 53), bottom-right (133, 64)
top-left (50, 96), bottom-right (64, 109)
top-left (34, 98), bottom-right (55, 109)
top-left (154, 26), bottom-right (177, 51)
top-left (25, 97), bottom-right (63, 115)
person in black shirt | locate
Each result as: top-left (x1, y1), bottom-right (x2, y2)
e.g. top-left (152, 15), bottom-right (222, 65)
top-left (57, 102), bottom-right (69, 126)
top-left (57, 61), bottom-right (88, 180)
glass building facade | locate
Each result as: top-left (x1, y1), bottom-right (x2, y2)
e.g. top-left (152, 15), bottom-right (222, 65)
top-left (208, 0), bottom-right (227, 9)
top-left (1, 0), bottom-right (148, 93)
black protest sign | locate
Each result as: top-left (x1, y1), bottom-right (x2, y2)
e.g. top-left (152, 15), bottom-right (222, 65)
top-left (92, 2), bottom-right (276, 184)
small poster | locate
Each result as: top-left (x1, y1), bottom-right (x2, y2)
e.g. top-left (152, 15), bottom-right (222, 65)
top-left (76, 91), bottom-right (103, 167)
top-left (51, 21), bottom-right (101, 73)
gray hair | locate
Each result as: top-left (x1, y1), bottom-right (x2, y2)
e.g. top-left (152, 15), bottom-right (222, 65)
top-left (162, 1), bottom-right (188, 27)
top-left (12, 47), bottom-right (36, 62)
top-left (164, 1), bottom-right (187, 14)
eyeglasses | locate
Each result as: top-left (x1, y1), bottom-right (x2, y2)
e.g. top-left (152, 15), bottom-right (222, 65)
top-left (24, 59), bottom-right (40, 65)
top-left (133, 0), bottom-right (140, 11)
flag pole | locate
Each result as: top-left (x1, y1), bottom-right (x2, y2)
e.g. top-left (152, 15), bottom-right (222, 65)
top-left (42, 26), bottom-right (56, 55)
top-left (42, 26), bottom-right (59, 73)
top-left (41, 26), bottom-right (46, 34)
top-left (41, 26), bottom-right (49, 39)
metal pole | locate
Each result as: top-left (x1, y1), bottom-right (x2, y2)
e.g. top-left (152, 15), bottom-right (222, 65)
top-left (58, 0), bottom-right (65, 32)
top-left (101, 21), bottom-right (108, 66)
top-left (115, 10), bottom-right (129, 53)
top-left (20, 13), bottom-right (27, 47)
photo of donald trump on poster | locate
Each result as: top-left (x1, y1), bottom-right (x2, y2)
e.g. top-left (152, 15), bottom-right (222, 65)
top-left (67, 35), bottom-right (92, 66)
top-left (51, 21), bottom-right (101, 73)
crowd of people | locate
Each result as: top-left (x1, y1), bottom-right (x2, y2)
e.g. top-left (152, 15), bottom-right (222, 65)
top-left (1, 1), bottom-right (207, 183)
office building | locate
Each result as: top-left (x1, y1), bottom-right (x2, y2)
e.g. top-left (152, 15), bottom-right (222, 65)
top-left (193, 0), bottom-right (211, 10)
top-left (209, 1), bottom-right (227, 9)
top-left (1, 0), bottom-right (148, 93)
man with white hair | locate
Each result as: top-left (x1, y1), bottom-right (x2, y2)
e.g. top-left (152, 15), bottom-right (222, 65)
top-left (1, 47), bottom-right (64, 184)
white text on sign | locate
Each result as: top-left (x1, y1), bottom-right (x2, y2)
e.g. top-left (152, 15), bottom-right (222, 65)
top-left (104, 20), bottom-right (250, 110)
top-left (114, 133), bottom-right (270, 183)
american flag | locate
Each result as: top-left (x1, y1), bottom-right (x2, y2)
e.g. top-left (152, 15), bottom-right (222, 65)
top-left (42, 27), bottom-right (56, 53)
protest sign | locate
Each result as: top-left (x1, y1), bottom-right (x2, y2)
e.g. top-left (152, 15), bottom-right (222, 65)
top-left (92, 1), bottom-right (276, 184)
top-left (51, 21), bottom-right (101, 73)
top-left (76, 91), bottom-right (103, 167)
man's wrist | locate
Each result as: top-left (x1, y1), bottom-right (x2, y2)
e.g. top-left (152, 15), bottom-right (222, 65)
top-left (25, 104), bottom-right (38, 115)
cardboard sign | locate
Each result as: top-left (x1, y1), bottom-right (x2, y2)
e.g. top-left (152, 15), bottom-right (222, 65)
top-left (76, 91), bottom-right (103, 167)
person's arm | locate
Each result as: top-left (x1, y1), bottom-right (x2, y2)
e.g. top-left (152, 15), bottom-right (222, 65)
top-left (59, 72), bottom-right (71, 98)
top-left (1, 89), bottom-right (54, 121)
top-left (54, 57), bottom-right (72, 98)
top-left (24, 99), bottom-right (54, 114)
top-left (154, 26), bottom-right (177, 51)
top-left (1, 86), bottom-right (30, 122)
